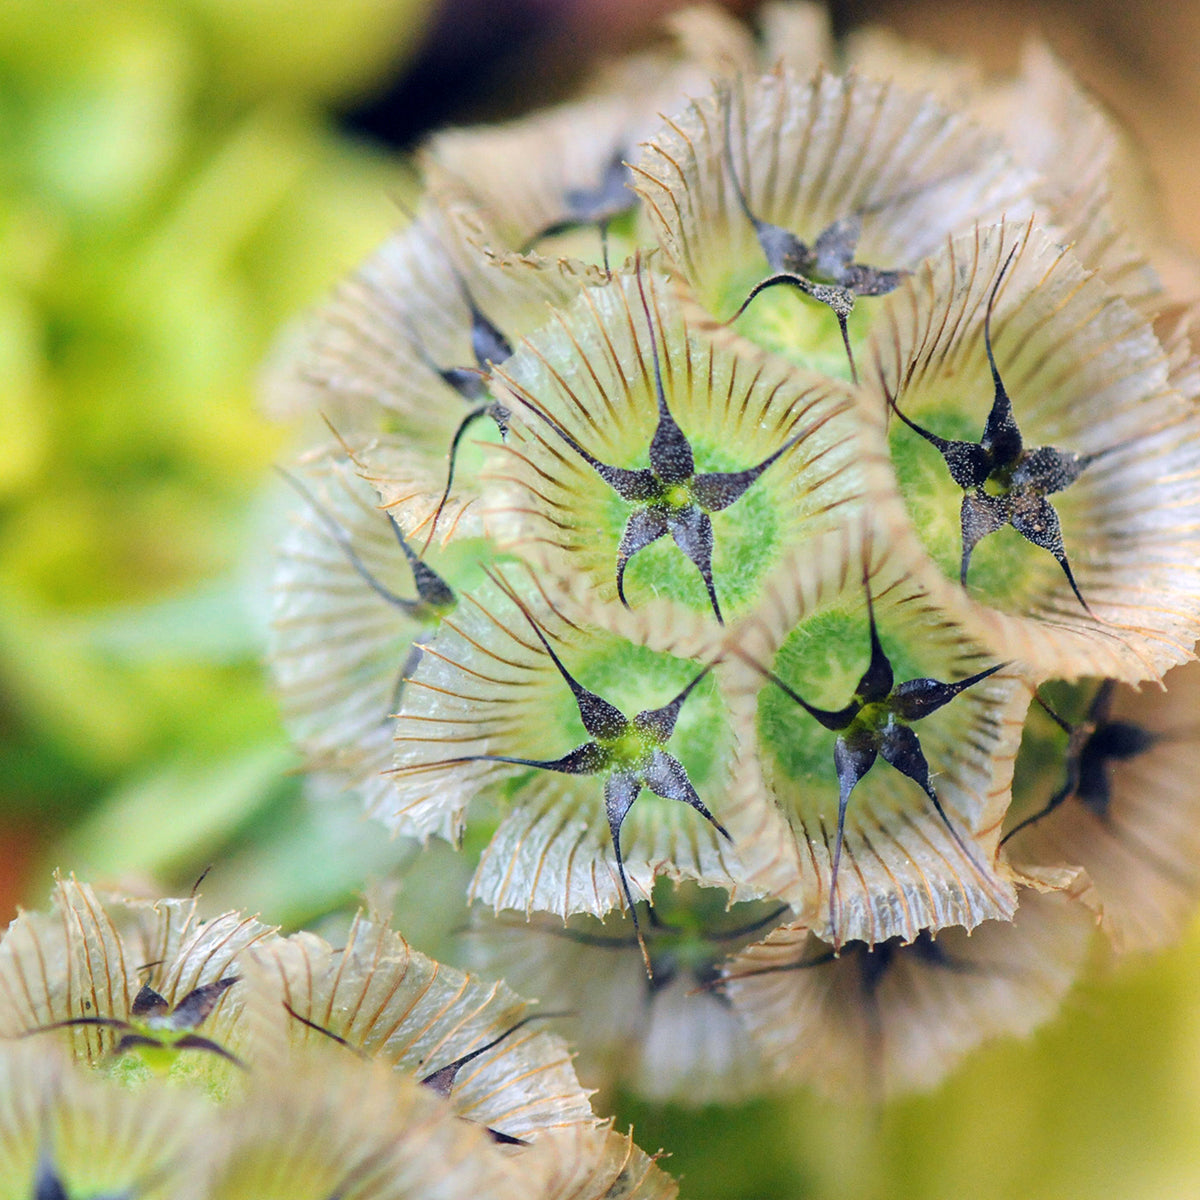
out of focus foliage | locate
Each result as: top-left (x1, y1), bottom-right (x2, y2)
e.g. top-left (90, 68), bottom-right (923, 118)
top-left (0, 0), bottom-right (431, 919)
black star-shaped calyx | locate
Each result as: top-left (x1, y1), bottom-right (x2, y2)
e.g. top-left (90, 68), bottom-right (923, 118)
top-left (887, 245), bottom-right (1098, 612)
top-left (744, 580), bottom-right (1003, 940)
top-left (21, 976), bottom-right (244, 1068)
top-left (507, 271), bottom-right (808, 624)
top-left (1001, 680), bottom-right (1157, 845)
top-left (431, 571), bottom-right (730, 974)
top-left (722, 92), bottom-right (907, 382)
top-left (522, 146), bottom-right (637, 273)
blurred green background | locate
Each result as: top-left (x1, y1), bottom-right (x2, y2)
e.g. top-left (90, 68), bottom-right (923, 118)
top-left (2, 1), bottom-right (1199, 1197)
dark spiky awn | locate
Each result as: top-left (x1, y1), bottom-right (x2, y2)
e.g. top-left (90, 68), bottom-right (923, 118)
top-left (720, 87), bottom-right (909, 384)
top-left (1000, 680), bottom-right (1159, 845)
top-left (886, 243), bottom-right (1101, 614)
top-left (392, 218), bottom-right (514, 554)
top-left (19, 976), bottom-right (244, 1069)
top-left (521, 145), bottom-right (637, 275)
top-left (402, 568), bottom-right (729, 975)
top-left (282, 1003), bottom-right (568, 1146)
top-left (740, 576), bottom-right (1004, 942)
top-left (501, 268), bottom-right (810, 624)
top-left (277, 464), bottom-right (456, 712)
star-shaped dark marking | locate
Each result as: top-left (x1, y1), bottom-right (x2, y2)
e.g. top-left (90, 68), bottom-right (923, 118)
top-left (741, 580), bottom-right (1004, 941)
top-left (504, 270), bottom-right (809, 624)
top-left (721, 92), bottom-right (908, 384)
top-left (1000, 681), bottom-right (1158, 846)
top-left (422, 570), bottom-right (730, 973)
top-left (20, 977), bottom-right (244, 1069)
top-left (886, 245), bottom-right (1100, 613)
top-left (282, 1003), bottom-right (567, 1146)
top-left (521, 146), bottom-right (637, 275)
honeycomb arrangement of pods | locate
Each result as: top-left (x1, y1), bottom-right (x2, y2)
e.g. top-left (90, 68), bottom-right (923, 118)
top-left (265, 3), bottom-right (1200, 1103)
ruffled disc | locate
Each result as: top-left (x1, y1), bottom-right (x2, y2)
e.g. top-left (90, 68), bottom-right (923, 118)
top-left (241, 913), bottom-right (593, 1142)
top-left (521, 1120), bottom-right (679, 1200)
top-left (1004, 661), bottom-right (1200, 953)
top-left (462, 882), bottom-right (786, 1105)
top-left (484, 267), bottom-right (871, 636)
top-left (866, 221), bottom-right (1200, 681)
top-left (720, 888), bottom-right (1094, 1102)
top-left (0, 877), bottom-right (275, 1073)
top-left (388, 568), bottom-right (743, 920)
top-left (421, 9), bottom-right (758, 270)
top-left (630, 65), bottom-right (1035, 365)
top-left (270, 450), bottom-right (485, 811)
top-left (188, 1049), bottom-right (524, 1200)
top-left (261, 199), bottom-right (572, 452)
top-left (722, 532), bottom-right (1026, 946)
top-left (0, 1041), bottom-right (206, 1199)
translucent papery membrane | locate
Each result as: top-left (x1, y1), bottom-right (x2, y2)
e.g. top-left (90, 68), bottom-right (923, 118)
top-left (463, 882), bottom-right (785, 1105)
top-left (523, 1120), bottom-right (679, 1200)
top-left (755, 1), bottom-right (835, 77)
top-left (631, 66), bottom-right (1035, 334)
top-left (421, 11), bottom-right (758, 266)
top-left (188, 1049), bottom-right (523, 1200)
top-left (389, 569), bottom-right (743, 919)
top-left (722, 535), bottom-right (1026, 945)
top-left (271, 454), bottom-right (440, 809)
top-left (484, 268), bottom-right (871, 635)
top-left (974, 44), bottom-right (1163, 309)
top-left (0, 1041), bottom-right (204, 1200)
top-left (1156, 303), bottom-right (1200, 405)
top-left (720, 889), bottom-right (1094, 1102)
top-left (260, 201), bottom-right (571, 448)
top-left (0, 878), bottom-right (273, 1075)
top-left (242, 913), bottom-right (594, 1141)
top-left (1005, 661), bottom-right (1200, 953)
top-left (842, 35), bottom-right (1164, 310)
top-left (867, 221), bottom-right (1200, 681)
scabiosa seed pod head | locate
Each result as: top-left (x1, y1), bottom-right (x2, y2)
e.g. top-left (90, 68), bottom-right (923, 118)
top-left (1003, 660), bottom-right (1200, 953)
top-left (720, 888), bottom-right (1094, 1102)
top-left (0, 877), bottom-right (274, 1083)
top-left (722, 536), bottom-right (1026, 946)
top-left (388, 567), bottom-right (743, 937)
top-left (484, 266), bottom-right (873, 636)
top-left (239, 912), bottom-right (594, 1144)
top-left (865, 221), bottom-right (1200, 682)
top-left (463, 881), bottom-right (788, 1105)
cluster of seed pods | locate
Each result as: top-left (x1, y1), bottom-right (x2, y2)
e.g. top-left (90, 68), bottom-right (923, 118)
top-left (0, 877), bottom-right (677, 1197)
top-left (265, 3), bottom-right (1200, 1103)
